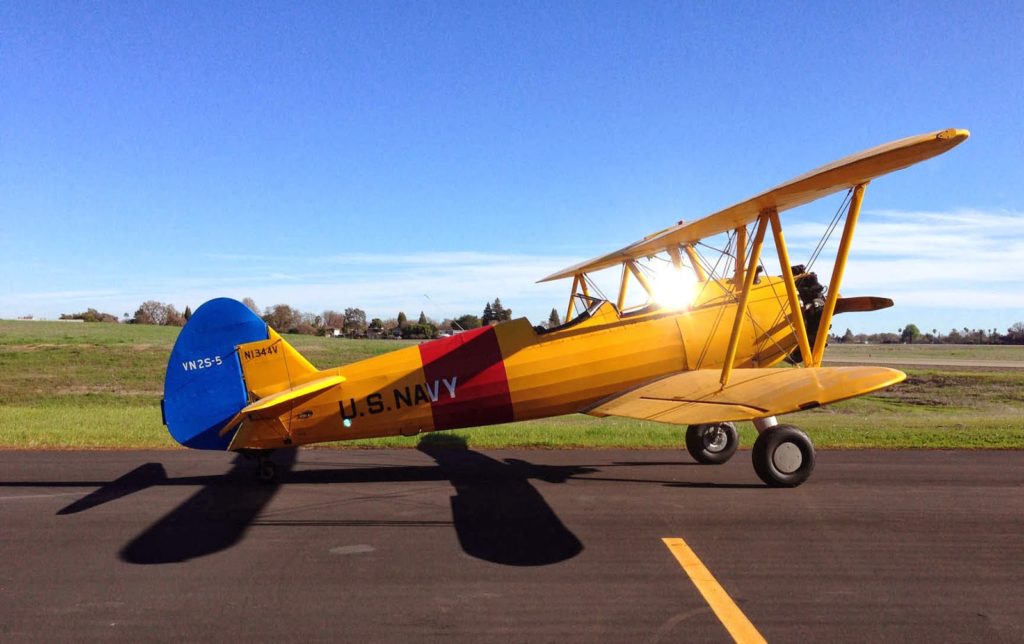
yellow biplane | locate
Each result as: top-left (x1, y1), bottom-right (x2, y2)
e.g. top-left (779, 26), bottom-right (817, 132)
top-left (163, 128), bottom-right (968, 486)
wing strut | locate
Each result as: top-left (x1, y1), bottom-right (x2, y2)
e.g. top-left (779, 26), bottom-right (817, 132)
top-left (734, 225), bottom-right (747, 286)
top-left (811, 182), bottom-right (867, 365)
top-left (768, 210), bottom-right (814, 367)
top-left (565, 273), bottom-right (590, 322)
top-left (626, 260), bottom-right (655, 295)
top-left (720, 213), bottom-right (769, 386)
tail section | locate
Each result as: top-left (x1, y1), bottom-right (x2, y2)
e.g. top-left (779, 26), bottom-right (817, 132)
top-left (162, 298), bottom-right (320, 450)
top-left (235, 328), bottom-right (320, 400)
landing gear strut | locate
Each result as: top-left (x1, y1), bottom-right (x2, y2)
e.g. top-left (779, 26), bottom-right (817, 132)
top-left (751, 424), bottom-right (815, 487)
top-left (685, 422), bottom-right (739, 464)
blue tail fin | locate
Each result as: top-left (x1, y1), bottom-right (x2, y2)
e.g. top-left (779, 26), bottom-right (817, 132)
top-left (162, 298), bottom-right (269, 450)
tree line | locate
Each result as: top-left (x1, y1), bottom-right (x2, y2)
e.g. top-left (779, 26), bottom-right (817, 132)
top-left (58, 297), bottom-right (568, 340)
top-left (832, 322), bottom-right (1024, 345)
top-left (57, 303), bottom-right (1024, 345)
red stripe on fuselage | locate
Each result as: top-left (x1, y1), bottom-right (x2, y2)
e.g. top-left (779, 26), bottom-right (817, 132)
top-left (418, 326), bottom-right (513, 430)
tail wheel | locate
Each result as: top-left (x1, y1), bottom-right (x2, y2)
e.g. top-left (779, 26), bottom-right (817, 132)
top-left (685, 422), bottom-right (739, 464)
top-left (752, 424), bottom-right (815, 487)
top-left (257, 458), bottom-right (277, 484)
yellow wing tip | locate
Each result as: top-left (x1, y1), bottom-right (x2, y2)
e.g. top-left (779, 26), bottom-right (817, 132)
top-left (937, 128), bottom-right (970, 142)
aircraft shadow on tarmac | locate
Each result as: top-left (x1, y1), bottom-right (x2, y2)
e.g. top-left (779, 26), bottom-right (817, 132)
top-left (34, 439), bottom-right (765, 566)
top-left (47, 435), bottom-right (598, 567)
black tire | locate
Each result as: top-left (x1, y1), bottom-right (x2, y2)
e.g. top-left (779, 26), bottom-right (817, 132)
top-left (685, 422), bottom-right (739, 465)
top-left (751, 424), bottom-right (815, 487)
top-left (258, 459), bottom-right (277, 484)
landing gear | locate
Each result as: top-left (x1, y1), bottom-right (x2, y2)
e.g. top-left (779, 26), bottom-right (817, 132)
top-left (240, 449), bottom-right (278, 484)
top-left (257, 458), bottom-right (277, 484)
top-left (752, 424), bottom-right (815, 487)
top-left (685, 422), bottom-right (739, 464)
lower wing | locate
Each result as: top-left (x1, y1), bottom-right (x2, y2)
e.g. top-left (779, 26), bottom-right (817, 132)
top-left (587, 366), bottom-right (904, 425)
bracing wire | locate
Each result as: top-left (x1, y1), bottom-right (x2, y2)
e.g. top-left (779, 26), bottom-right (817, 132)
top-left (806, 189), bottom-right (852, 273)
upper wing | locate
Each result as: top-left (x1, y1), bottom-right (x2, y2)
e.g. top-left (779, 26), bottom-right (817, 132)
top-left (540, 128), bottom-right (969, 282)
top-left (587, 366), bottom-right (904, 425)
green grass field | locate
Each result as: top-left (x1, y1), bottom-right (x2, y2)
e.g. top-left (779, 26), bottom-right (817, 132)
top-left (826, 342), bottom-right (1024, 362)
top-left (1, 319), bottom-right (1022, 450)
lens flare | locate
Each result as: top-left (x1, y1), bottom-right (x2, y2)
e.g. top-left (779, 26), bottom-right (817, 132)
top-left (651, 265), bottom-right (697, 311)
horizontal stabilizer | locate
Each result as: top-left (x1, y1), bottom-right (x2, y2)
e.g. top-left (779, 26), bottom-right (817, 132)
top-left (218, 374), bottom-right (345, 437)
top-left (588, 367), bottom-right (904, 425)
top-left (835, 296), bottom-right (893, 314)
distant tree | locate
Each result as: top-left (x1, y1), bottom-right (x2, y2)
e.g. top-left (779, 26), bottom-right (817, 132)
top-left (241, 297), bottom-right (259, 315)
top-left (295, 312), bottom-right (319, 336)
top-left (133, 300), bottom-right (180, 326)
top-left (183, 306), bottom-right (193, 322)
top-left (1007, 322), bottom-right (1024, 344)
top-left (418, 311), bottom-right (428, 325)
top-left (401, 322), bottom-right (438, 340)
top-left (322, 310), bottom-right (345, 331)
top-left (382, 318), bottom-right (399, 333)
top-left (343, 307), bottom-right (368, 337)
top-left (397, 311), bottom-right (408, 329)
top-left (369, 318), bottom-right (384, 331)
top-left (547, 308), bottom-right (561, 328)
top-left (164, 305), bottom-right (185, 327)
top-left (482, 302), bottom-right (494, 325)
top-left (61, 308), bottom-right (119, 323)
top-left (841, 328), bottom-right (854, 343)
top-left (133, 301), bottom-right (161, 325)
top-left (900, 324), bottom-right (921, 344)
top-left (491, 298), bottom-right (512, 322)
top-left (454, 314), bottom-right (481, 330)
top-left (262, 304), bottom-right (302, 333)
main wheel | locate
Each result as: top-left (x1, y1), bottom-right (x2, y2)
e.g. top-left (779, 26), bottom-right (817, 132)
top-left (685, 422), bottom-right (739, 464)
top-left (751, 424), bottom-right (815, 487)
top-left (257, 458), bottom-right (277, 484)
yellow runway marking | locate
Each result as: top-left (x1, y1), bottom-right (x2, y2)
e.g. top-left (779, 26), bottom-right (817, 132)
top-left (662, 537), bottom-right (766, 644)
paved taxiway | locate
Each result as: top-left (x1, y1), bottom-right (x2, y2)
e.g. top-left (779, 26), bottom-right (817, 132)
top-left (2, 447), bottom-right (1022, 642)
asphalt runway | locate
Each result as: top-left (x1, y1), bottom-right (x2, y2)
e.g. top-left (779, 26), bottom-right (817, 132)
top-left (2, 446), bottom-right (1022, 642)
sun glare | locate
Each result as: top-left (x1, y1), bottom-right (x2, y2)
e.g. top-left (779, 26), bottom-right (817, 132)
top-left (651, 264), bottom-right (697, 311)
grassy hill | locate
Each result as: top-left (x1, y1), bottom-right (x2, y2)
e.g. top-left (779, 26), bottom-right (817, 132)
top-left (1, 319), bottom-right (1023, 449)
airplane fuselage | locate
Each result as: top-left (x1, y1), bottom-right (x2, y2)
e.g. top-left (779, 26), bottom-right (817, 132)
top-left (229, 276), bottom-right (800, 451)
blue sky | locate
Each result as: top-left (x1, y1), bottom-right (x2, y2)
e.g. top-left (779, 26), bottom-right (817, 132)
top-left (2, 2), bottom-right (1022, 333)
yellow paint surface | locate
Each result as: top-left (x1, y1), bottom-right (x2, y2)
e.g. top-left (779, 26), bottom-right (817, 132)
top-left (590, 366), bottom-right (906, 425)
